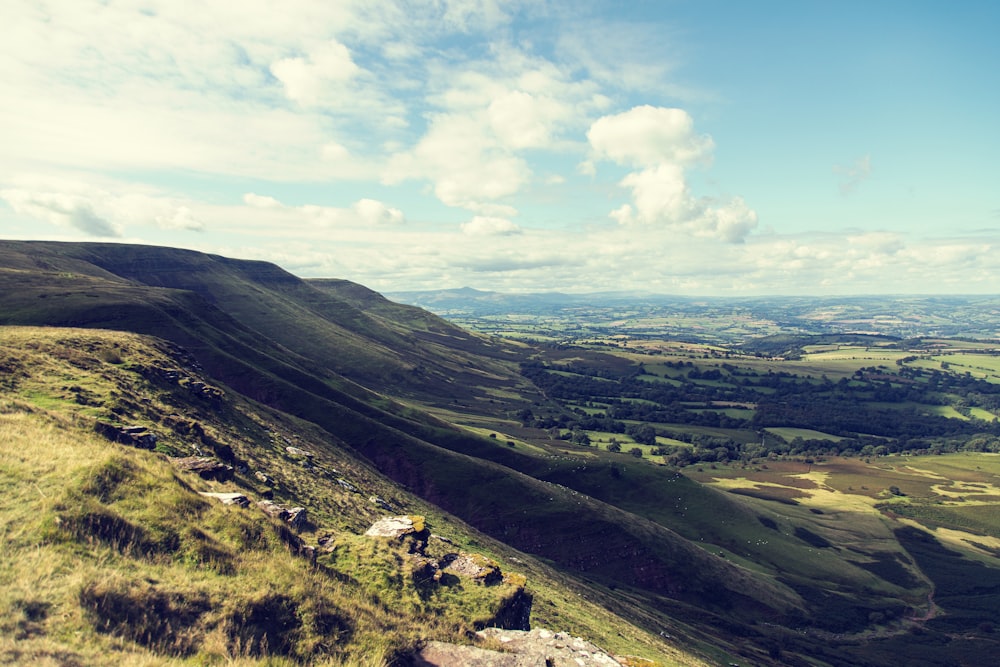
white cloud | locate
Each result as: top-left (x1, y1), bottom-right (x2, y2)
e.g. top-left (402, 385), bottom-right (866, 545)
top-left (153, 206), bottom-right (205, 232)
top-left (244, 193), bottom-right (284, 209)
top-left (461, 216), bottom-right (522, 236)
top-left (352, 198), bottom-right (405, 226)
top-left (0, 180), bottom-right (217, 237)
top-left (270, 40), bottom-right (360, 106)
top-left (847, 231), bottom-right (903, 255)
top-left (1, 188), bottom-right (116, 237)
top-left (383, 43), bottom-right (607, 215)
top-left (587, 105), bottom-right (757, 243)
top-left (588, 106), bottom-right (714, 168)
top-left (241, 193), bottom-right (404, 227)
top-left (383, 113), bottom-right (531, 212)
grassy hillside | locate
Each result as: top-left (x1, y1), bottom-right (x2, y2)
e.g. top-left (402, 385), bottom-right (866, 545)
top-left (0, 240), bottom-right (538, 411)
top-left (5, 241), bottom-right (1000, 666)
top-left (0, 326), bottom-right (704, 666)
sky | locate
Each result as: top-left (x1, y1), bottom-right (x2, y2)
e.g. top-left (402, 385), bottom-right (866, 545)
top-left (2, 0), bottom-right (999, 295)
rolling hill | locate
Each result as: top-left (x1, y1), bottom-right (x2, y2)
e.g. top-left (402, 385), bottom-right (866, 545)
top-left (4, 240), bottom-right (1000, 666)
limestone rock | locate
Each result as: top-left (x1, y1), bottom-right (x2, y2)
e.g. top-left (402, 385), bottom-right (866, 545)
top-left (364, 515), bottom-right (424, 539)
top-left (257, 500), bottom-right (307, 528)
top-left (441, 552), bottom-right (503, 586)
top-left (94, 421), bottom-right (157, 449)
top-left (414, 628), bottom-right (623, 667)
top-left (198, 492), bottom-right (250, 507)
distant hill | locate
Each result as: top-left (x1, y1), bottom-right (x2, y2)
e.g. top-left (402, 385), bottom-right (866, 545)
top-left (388, 288), bottom-right (1000, 341)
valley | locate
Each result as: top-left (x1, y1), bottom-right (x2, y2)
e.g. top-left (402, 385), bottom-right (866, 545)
top-left (3, 240), bottom-right (1000, 666)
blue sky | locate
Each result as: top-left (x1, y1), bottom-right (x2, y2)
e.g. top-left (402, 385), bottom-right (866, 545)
top-left (2, 0), bottom-right (998, 294)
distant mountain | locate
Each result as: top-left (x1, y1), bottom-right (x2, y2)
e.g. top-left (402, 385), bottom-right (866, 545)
top-left (389, 287), bottom-right (1000, 340)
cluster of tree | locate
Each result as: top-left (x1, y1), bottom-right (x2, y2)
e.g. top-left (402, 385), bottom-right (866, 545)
top-left (520, 357), bottom-right (1000, 463)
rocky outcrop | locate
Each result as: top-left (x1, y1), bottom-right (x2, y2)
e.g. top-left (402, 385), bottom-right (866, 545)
top-left (257, 500), bottom-right (307, 529)
top-left (364, 515), bottom-right (426, 539)
top-left (94, 422), bottom-right (157, 449)
top-left (415, 628), bottom-right (623, 667)
top-left (172, 456), bottom-right (233, 481)
top-left (441, 552), bottom-right (503, 585)
top-left (198, 491), bottom-right (250, 507)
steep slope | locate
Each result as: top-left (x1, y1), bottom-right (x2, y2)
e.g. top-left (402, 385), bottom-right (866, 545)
top-left (0, 326), bottom-right (705, 665)
top-left (2, 240), bottom-right (912, 665)
top-left (0, 240), bottom-right (536, 410)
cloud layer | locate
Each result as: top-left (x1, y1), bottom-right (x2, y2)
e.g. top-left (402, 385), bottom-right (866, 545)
top-left (0, 0), bottom-right (994, 295)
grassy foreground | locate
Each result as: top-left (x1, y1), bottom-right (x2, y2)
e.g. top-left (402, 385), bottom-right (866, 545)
top-left (0, 326), bottom-right (701, 666)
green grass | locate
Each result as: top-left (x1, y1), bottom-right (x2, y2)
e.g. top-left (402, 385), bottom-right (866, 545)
top-left (0, 326), bottom-right (702, 667)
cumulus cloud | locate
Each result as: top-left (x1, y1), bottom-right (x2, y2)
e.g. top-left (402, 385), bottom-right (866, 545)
top-left (0, 189), bottom-right (120, 237)
top-left (461, 216), bottom-right (522, 236)
top-left (383, 45), bottom-right (605, 215)
top-left (847, 231), bottom-right (903, 255)
top-left (352, 198), bottom-right (405, 226)
top-left (588, 106), bottom-right (714, 168)
top-left (244, 193), bottom-right (284, 209)
top-left (383, 113), bottom-right (531, 212)
top-left (154, 206), bottom-right (205, 232)
top-left (270, 40), bottom-right (360, 107)
top-left (590, 109), bottom-right (758, 243)
top-left (242, 193), bottom-right (404, 227)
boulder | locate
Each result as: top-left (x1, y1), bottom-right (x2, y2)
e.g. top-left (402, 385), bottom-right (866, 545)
top-left (364, 515), bottom-right (425, 539)
top-left (198, 492), bottom-right (250, 507)
top-left (257, 501), bottom-right (307, 528)
top-left (172, 456), bottom-right (233, 481)
top-left (369, 495), bottom-right (396, 511)
top-left (441, 553), bottom-right (503, 586)
top-left (414, 628), bottom-right (623, 667)
top-left (94, 421), bottom-right (157, 449)
top-left (286, 507), bottom-right (307, 528)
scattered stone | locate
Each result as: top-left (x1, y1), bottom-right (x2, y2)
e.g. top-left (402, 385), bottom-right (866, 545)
top-left (257, 501), bottom-right (308, 528)
top-left (254, 471), bottom-right (271, 484)
top-left (94, 421), bottom-right (157, 449)
top-left (198, 492), bottom-right (250, 507)
top-left (257, 500), bottom-right (289, 520)
top-left (286, 507), bottom-right (307, 528)
top-left (414, 628), bottom-right (622, 667)
top-left (336, 478), bottom-right (358, 492)
top-left (186, 380), bottom-right (223, 402)
top-left (364, 515), bottom-right (425, 539)
top-left (441, 553), bottom-right (503, 586)
top-left (369, 495), bottom-right (395, 511)
top-left (285, 446), bottom-right (313, 458)
top-left (172, 456), bottom-right (233, 481)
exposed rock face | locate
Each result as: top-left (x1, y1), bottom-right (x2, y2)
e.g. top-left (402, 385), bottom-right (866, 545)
top-left (365, 515), bottom-right (424, 539)
top-left (172, 456), bottom-right (233, 481)
top-left (198, 491), bottom-right (250, 507)
top-left (94, 421), bottom-right (157, 449)
top-left (441, 553), bottom-right (503, 585)
top-left (257, 500), bottom-right (308, 528)
top-left (481, 589), bottom-right (532, 632)
top-left (369, 495), bottom-right (396, 511)
top-left (415, 628), bottom-right (622, 667)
